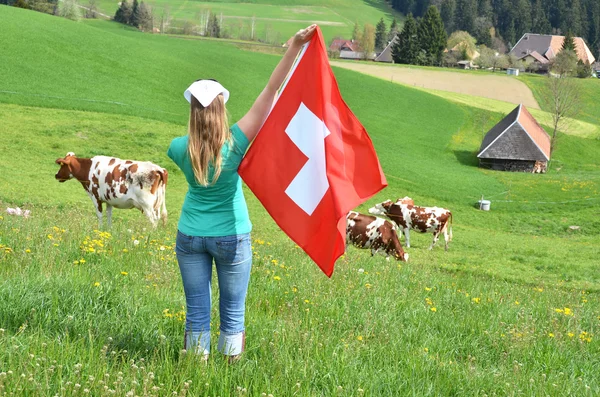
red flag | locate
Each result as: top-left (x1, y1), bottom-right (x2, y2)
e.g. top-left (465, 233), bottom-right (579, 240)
top-left (238, 27), bottom-right (387, 277)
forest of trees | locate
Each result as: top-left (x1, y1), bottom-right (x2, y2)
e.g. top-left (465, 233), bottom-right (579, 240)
top-left (390, 0), bottom-right (600, 56)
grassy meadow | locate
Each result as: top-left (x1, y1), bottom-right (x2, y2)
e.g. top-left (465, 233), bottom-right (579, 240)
top-left (1, 6), bottom-right (599, 396)
top-left (93, 0), bottom-right (402, 44)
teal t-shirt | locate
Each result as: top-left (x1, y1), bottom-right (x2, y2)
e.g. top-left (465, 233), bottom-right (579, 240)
top-left (167, 123), bottom-right (252, 237)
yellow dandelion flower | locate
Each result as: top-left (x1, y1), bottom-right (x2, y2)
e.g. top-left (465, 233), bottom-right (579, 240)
top-left (430, 307), bottom-right (437, 312)
top-left (555, 308), bottom-right (564, 313)
top-left (292, 287), bottom-right (298, 293)
top-left (273, 276), bottom-right (281, 281)
top-left (53, 243), bottom-right (59, 247)
top-left (94, 282), bottom-right (100, 287)
top-left (472, 297), bottom-right (481, 304)
top-left (122, 248), bottom-right (129, 253)
top-left (514, 301), bottom-right (520, 305)
top-left (25, 249), bottom-right (31, 253)
top-left (304, 299), bottom-right (310, 304)
top-left (548, 333), bottom-right (555, 338)
top-left (424, 348), bottom-right (429, 352)
top-left (425, 287), bottom-right (432, 292)
top-left (365, 283), bottom-right (372, 289)
top-left (568, 332), bottom-right (575, 338)
top-left (563, 308), bottom-right (573, 316)
top-left (79, 259), bottom-right (86, 264)
top-left (47, 234), bottom-right (53, 239)
top-left (357, 336), bottom-right (363, 341)
top-left (271, 259), bottom-right (278, 265)
top-left (121, 271), bottom-right (128, 276)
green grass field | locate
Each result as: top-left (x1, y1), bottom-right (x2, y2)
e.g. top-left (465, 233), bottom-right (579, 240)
top-left (93, 0), bottom-right (402, 44)
top-left (0, 6), bottom-right (599, 396)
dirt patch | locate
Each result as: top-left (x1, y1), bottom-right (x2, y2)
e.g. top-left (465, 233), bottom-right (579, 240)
top-left (330, 61), bottom-right (540, 109)
top-left (224, 15), bottom-right (346, 26)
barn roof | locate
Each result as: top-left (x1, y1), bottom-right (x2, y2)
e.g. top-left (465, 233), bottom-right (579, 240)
top-left (374, 35), bottom-right (397, 63)
top-left (477, 104), bottom-right (551, 161)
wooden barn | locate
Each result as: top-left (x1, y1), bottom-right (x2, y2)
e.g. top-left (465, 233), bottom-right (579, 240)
top-left (477, 104), bottom-right (551, 173)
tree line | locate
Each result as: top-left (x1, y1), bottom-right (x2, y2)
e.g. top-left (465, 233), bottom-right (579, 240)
top-left (390, 0), bottom-right (600, 56)
top-left (390, 7), bottom-right (447, 65)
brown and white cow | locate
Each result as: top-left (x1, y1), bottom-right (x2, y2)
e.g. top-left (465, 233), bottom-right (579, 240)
top-left (346, 211), bottom-right (409, 261)
top-left (369, 199), bottom-right (453, 250)
top-left (55, 152), bottom-right (168, 227)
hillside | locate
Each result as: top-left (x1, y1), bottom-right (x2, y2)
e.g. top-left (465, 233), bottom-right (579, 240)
top-left (0, 7), bottom-right (599, 396)
top-left (93, 0), bottom-right (402, 44)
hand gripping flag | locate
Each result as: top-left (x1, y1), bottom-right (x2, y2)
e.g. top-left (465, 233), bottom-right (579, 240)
top-left (238, 27), bottom-right (387, 277)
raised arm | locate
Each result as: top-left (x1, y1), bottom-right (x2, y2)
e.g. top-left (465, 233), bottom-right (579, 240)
top-left (237, 24), bottom-right (317, 142)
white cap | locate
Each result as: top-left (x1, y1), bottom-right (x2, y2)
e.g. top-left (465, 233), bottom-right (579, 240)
top-left (184, 79), bottom-right (230, 107)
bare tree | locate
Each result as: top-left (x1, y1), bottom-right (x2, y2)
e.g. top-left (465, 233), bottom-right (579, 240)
top-left (547, 74), bottom-right (580, 156)
top-left (160, 5), bottom-right (170, 34)
top-left (85, 0), bottom-right (98, 18)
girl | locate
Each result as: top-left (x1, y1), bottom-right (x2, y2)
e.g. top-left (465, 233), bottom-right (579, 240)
top-left (168, 24), bottom-right (317, 361)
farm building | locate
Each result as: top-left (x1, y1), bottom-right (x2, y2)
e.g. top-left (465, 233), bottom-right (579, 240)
top-left (477, 104), bottom-right (551, 173)
top-left (374, 35), bottom-right (397, 63)
top-left (510, 33), bottom-right (596, 70)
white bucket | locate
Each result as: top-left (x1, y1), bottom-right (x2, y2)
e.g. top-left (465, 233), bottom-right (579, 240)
top-left (478, 200), bottom-right (491, 211)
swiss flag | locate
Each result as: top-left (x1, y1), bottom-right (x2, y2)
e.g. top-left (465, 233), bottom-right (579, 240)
top-left (238, 27), bottom-right (387, 277)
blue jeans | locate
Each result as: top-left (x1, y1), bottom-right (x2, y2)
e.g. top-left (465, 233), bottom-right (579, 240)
top-left (175, 230), bottom-right (252, 356)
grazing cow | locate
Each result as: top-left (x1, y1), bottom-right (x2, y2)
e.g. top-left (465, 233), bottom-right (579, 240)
top-left (346, 211), bottom-right (409, 261)
top-left (55, 152), bottom-right (168, 227)
top-left (369, 200), bottom-right (453, 250)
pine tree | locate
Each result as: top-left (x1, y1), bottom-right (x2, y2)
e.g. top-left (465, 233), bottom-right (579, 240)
top-left (477, 0), bottom-right (492, 20)
top-left (388, 18), bottom-right (399, 42)
top-left (454, 0), bottom-right (476, 33)
top-left (418, 6), bottom-right (448, 65)
top-left (131, 0), bottom-right (140, 27)
top-left (564, 0), bottom-right (583, 37)
top-left (392, 13), bottom-right (419, 64)
top-left (375, 18), bottom-right (387, 51)
top-left (440, 0), bottom-right (455, 34)
top-left (137, 1), bottom-right (153, 31)
top-left (589, 1), bottom-right (600, 56)
top-left (114, 0), bottom-right (132, 24)
top-left (513, 0), bottom-right (531, 40)
top-left (531, 0), bottom-right (551, 34)
top-left (562, 31), bottom-right (576, 51)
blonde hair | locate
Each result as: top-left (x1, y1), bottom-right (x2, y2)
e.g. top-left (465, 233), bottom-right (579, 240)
top-left (187, 94), bottom-right (231, 186)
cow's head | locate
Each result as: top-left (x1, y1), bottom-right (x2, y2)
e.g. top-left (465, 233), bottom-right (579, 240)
top-left (396, 196), bottom-right (414, 206)
top-left (397, 251), bottom-right (409, 262)
top-left (55, 152), bottom-right (76, 182)
top-left (368, 200), bottom-right (393, 216)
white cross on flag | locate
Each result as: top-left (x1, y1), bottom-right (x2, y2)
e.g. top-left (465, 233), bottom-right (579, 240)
top-left (238, 27), bottom-right (387, 277)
